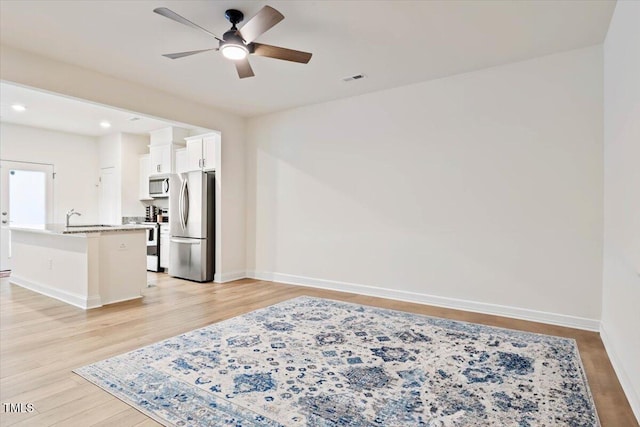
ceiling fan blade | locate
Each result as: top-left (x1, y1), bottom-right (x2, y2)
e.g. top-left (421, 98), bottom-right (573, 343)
top-left (252, 43), bottom-right (312, 64)
top-left (235, 57), bottom-right (255, 79)
top-left (238, 6), bottom-right (284, 44)
top-left (162, 48), bottom-right (217, 59)
top-left (153, 7), bottom-right (222, 42)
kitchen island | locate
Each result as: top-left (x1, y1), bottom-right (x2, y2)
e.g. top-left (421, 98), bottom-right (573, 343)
top-left (9, 224), bottom-right (149, 309)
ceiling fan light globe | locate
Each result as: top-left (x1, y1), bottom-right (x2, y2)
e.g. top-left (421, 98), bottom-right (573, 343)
top-left (221, 44), bottom-right (248, 60)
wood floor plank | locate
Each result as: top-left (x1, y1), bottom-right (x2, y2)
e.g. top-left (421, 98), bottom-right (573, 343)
top-left (0, 274), bottom-right (636, 427)
top-left (49, 398), bottom-right (136, 427)
top-left (88, 407), bottom-right (156, 427)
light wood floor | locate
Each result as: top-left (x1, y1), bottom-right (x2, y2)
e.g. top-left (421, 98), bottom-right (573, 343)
top-left (0, 273), bottom-right (637, 427)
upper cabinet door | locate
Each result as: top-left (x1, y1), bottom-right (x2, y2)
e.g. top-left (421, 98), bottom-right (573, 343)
top-left (185, 138), bottom-right (203, 172)
top-left (175, 148), bottom-right (188, 174)
top-left (149, 145), bottom-right (172, 175)
top-left (150, 145), bottom-right (172, 174)
top-left (201, 136), bottom-right (217, 170)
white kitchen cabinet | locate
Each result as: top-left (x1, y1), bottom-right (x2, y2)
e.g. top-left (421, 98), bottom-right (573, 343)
top-left (201, 135), bottom-right (216, 170)
top-left (139, 154), bottom-right (152, 200)
top-left (149, 145), bottom-right (172, 175)
top-left (160, 224), bottom-right (170, 270)
top-left (185, 139), bottom-right (202, 172)
top-left (175, 148), bottom-right (188, 174)
top-left (185, 133), bottom-right (219, 172)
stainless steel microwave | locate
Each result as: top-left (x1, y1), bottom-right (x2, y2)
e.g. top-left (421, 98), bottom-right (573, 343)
top-left (149, 176), bottom-right (170, 198)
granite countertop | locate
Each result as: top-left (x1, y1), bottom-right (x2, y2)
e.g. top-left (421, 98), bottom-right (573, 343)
top-left (10, 223), bottom-right (153, 235)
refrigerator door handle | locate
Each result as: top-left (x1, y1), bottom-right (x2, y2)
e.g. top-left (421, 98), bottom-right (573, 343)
top-left (178, 177), bottom-right (185, 231)
top-left (170, 237), bottom-right (201, 245)
top-left (183, 179), bottom-right (190, 228)
top-left (180, 177), bottom-right (189, 230)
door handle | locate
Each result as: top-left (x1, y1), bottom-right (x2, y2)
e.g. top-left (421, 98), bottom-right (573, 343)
top-left (170, 238), bottom-right (200, 245)
top-left (179, 178), bottom-right (185, 229)
top-left (183, 181), bottom-right (189, 227)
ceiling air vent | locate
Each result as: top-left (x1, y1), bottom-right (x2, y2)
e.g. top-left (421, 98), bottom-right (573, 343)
top-left (342, 74), bottom-right (366, 82)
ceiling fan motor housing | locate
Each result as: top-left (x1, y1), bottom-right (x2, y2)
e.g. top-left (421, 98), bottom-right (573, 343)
top-left (225, 9), bottom-right (244, 26)
top-left (222, 9), bottom-right (247, 49)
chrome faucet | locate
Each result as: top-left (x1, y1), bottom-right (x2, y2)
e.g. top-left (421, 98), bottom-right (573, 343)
top-left (66, 209), bottom-right (81, 227)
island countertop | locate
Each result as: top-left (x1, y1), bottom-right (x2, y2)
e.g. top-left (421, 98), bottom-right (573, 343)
top-left (10, 223), bottom-right (153, 235)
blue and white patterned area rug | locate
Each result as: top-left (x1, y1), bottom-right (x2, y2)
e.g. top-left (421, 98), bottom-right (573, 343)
top-left (74, 297), bottom-right (599, 426)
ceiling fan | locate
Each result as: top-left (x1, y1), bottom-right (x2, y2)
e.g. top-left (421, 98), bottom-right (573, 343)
top-left (153, 5), bottom-right (312, 79)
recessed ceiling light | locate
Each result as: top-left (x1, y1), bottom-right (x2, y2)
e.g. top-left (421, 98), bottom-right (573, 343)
top-left (100, 121), bottom-right (112, 129)
top-left (11, 104), bottom-right (27, 112)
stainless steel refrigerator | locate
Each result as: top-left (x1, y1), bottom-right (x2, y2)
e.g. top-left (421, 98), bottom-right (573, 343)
top-left (169, 171), bottom-right (215, 282)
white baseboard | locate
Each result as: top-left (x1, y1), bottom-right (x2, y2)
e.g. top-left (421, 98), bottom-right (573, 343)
top-left (246, 270), bottom-right (600, 331)
top-left (600, 323), bottom-right (640, 422)
top-left (215, 270), bottom-right (248, 283)
top-left (9, 276), bottom-right (102, 309)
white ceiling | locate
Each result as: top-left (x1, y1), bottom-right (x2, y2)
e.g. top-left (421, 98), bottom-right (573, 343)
top-left (0, 0), bottom-right (615, 118)
top-left (0, 82), bottom-right (194, 137)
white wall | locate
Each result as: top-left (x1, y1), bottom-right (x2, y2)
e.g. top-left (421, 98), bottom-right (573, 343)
top-left (247, 45), bottom-right (603, 328)
top-left (0, 122), bottom-right (100, 223)
top-left (0, 46), bottom-right (246, 280)
top-left (602, 0), bottom-right (640, 420)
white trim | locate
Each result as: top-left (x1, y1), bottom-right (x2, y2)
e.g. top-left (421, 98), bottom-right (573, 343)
top-left (216, 270), bottom-right (247, 283)
top-left (246, 270), bottom-right (601, 331)
top-left (9, 275), bottom-right (102, 309)
top-left (600, 323), bottom-right (640, 422)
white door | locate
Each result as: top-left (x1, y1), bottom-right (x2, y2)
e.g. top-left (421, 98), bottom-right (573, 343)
top-left (99, 167), bottom-right (118, 225)
top-left (0, 160), bottom-right (54, 271)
